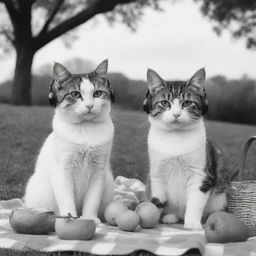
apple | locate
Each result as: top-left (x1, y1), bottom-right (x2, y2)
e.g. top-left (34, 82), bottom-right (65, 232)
top-left (55, 217), bottom-right (96, 240)
top-left (104, 200), bottom-right (129, 226)
top-left (116, 210), bottom-right (140, 232)
top-left (135, 201), bottom-right (160, 229)
top-left (205, 211), bottom-right (250, 243)
top-left (9, 208), bottom-right (55, 234)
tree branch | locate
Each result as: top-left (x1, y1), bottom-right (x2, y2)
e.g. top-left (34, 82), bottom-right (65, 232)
top-left (37, 0), bottom-right (64, 37)
top-left (34, 0), bottom-right (136, 50)
top-left (4, 1), bottom-right (17, 27)
top-left (1, 28), bottom-right (15, 45)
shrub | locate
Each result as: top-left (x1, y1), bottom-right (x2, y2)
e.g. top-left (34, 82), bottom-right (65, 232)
top-left (1, 73), bottom-right (256, 125)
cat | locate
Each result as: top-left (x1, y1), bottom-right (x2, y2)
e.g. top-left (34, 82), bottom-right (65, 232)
top-left (24, 60), bottom-right (115, 222)
top-left (144, 68), bottom-right (232, 230)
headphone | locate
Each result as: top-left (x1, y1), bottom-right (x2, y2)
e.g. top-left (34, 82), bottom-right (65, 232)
top-left (48, 79), bottom-right (115, 107)
top-left (201, 88), bottom-right (208, 115)
top-left (110, 88), bottom-right (115, 103)
top-left (106, 79), bottom-right (115, 103)
top-left (143, 90), bottom-right (151, 114)
top-left (142, 89), bottom-right (209, 115)
top-left (49, 80), bottom-right (58, 107)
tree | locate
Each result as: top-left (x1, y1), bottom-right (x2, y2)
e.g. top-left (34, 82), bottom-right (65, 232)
top-left (0, 0), bottom-right (161, 105)
top-left (1, 0), bottom-right (256, 105)
top-left (195, 0), bottom-right (256, 48)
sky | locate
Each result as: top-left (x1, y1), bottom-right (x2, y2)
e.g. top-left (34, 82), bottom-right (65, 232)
top-left (0, 1), bottom-right (256, 82)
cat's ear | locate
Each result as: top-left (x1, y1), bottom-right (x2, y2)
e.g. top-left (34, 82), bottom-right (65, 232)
top-left (53, 62), bottom-right (72, 81)
top-left (187, 68), bottom-right (206, 91)
top-left (94, 59), bottom-right (108, 77)
top-left (147, 68), bottom-right (165, 95)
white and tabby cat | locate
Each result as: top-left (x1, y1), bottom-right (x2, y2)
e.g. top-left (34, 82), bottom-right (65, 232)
top-left (24, 60), bottom-right (115, 222)
top-left (144, 68), bottom-right (232, 230)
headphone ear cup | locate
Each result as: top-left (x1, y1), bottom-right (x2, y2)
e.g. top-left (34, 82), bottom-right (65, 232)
top-left (201, 88), bottom-right (208, 115)
top-left (110, 88), bottom-right (115, 103)
top-left (143, 99), bottom-right (150, 114)
top-left (49, 80), bottom-right (57, 107)
top-left (49, 92), bottom-right (56, 107)
top-left (202, 99), bottom-right (208, 115)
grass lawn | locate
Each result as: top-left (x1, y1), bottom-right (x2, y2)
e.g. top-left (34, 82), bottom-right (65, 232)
top-left (0, 103), bottom-right (256, 256)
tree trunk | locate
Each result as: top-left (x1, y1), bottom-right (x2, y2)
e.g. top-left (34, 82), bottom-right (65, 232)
top-left (11, 43), bottom-right (34, 105)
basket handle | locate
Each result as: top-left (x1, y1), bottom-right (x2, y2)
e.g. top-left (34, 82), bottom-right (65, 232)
top-left (239, 136), bottom-right (256, 181)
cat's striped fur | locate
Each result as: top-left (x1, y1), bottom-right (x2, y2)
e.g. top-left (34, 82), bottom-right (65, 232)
top-left (50, 61), bottom-right (114, 108)
top-left (145, 68), bottom-right (233, 230)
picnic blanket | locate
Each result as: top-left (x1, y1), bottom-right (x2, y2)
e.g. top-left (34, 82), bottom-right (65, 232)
top-left (0, 176), bottom-right (255, 256)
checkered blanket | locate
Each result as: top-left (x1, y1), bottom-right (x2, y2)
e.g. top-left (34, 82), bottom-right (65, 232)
top-left (0, 176), bottom-right (255, 256)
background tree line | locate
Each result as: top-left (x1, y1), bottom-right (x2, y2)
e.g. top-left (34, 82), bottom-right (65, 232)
top-left (0, 59), bottom-right (255, 125)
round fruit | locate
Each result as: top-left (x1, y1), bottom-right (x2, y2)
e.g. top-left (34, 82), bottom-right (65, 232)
top-left (55, 218), bottom-right (96, 240)
top-left (9, 208), bottom-right (55, 234)
top-left (104, 200), bottom-right (128, 226)
top-left (116, 210), bottom-right (140, 232)
top-left (136, 201), bottom-right (160, 229)
top-left (205, 211), bottom-right (250, 243)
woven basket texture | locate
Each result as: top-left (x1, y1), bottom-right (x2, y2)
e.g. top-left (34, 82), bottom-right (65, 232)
top-left (227, 136), bottom-right (256, 228)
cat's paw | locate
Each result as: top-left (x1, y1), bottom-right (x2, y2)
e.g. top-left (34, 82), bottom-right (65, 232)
top-left (184, 219), bottom-right (203, 230)
top-left (162, 214), bottom-right (179, 224)
top-left (151, 197), bottom-right (167, 209)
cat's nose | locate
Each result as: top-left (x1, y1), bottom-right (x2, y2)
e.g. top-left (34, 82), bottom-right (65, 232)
top-left (173, 113), bottom-right (181, 119)
top-left (85, 104), bottom-right (93, 110)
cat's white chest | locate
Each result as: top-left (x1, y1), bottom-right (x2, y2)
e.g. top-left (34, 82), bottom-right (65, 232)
top-left (53, 115), bottom-right (114, 146)
top-left (148, 122), bottom-right (206, 157)
top-left (148, 121), bottom-right (207, 218)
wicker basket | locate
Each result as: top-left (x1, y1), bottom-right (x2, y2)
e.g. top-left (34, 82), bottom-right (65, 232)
top-left (227, 136), bottom-right (256, 228)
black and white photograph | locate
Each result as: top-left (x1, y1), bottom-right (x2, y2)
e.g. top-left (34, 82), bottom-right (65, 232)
top-left (0, 0), bottom-right (256, 255)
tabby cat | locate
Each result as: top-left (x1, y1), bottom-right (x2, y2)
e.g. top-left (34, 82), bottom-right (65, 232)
top-left (24, 60), bottom-right (115, 222)
top-left (144, 68), bottom-right (231, 230)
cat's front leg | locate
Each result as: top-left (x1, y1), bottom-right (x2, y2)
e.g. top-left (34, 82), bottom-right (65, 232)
top-left (184, 174), bottom-right (210, 230)
top-left (149, 151), bottom-right (167, 208)
top-left (82, 143), bottom-right (110, 222)
top-left (81, 171), bottom-right (105, 224)
top-left (50, 157), bottom-right (77, 217)
top-left (151, 173), bottom-right (167, 208)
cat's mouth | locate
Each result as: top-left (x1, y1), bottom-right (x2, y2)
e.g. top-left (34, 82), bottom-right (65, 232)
top-left (76, 111), bottom-right (95, 120)
top-left (78, 109), bottom-right (94, 115)
top-left (170, 119), bottom-right (181, 124)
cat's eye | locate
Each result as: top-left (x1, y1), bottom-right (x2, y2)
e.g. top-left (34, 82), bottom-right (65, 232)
top-left (161, 100), bottom-right (171, 108)
top-left (183, 100), bottom-right (193, 107)
top-left (70, 91), bottom-right (81, 99)
top-left (93, 90), bottom-right (103, 98)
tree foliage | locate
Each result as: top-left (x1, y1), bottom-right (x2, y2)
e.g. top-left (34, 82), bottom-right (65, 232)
top-left (0, 0), bottom-right (255, 105)
top-left (0, 0), bottom-right (161, 105)
top-left (0, 0), bottom-right (161, 53)
top-left (195, 0), bottom-right (256, 48)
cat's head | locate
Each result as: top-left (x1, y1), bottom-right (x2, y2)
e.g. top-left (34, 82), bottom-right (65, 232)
top-left (49, 59), bottom-right (114, 123)
top-left (143, 68), bottom-right (208, 130)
